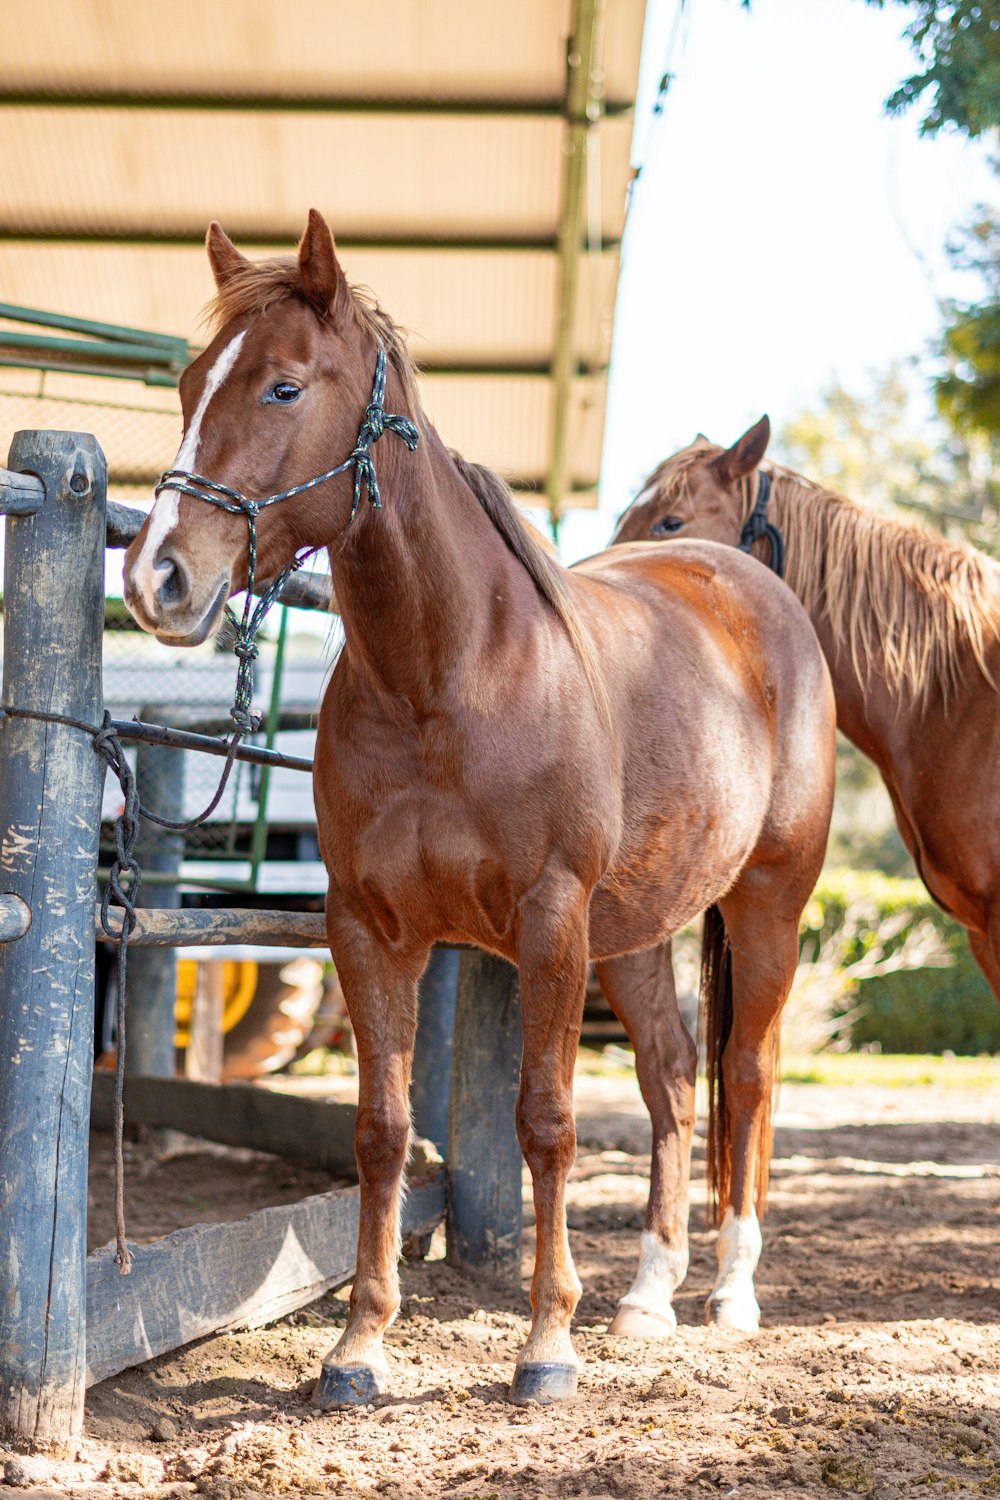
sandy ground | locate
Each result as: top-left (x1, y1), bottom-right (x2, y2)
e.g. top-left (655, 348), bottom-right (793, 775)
top-left (4, 1062), bottom-right (1000, 1499)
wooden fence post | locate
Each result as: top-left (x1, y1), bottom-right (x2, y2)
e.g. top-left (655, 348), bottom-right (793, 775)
top-left (446, 951), bottom-right (523, 1290)
top-left (410, 947), bottom-right (459, 1155)
top-left (125, 710), bottom-right (184, 1079)
top-left (0, 431), bottom-right (107, 1450)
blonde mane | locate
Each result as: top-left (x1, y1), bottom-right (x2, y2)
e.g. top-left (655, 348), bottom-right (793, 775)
top-left (653, 442), bottom-right (1000, 708)
top-left (205, 256), bottom-right (605, 705)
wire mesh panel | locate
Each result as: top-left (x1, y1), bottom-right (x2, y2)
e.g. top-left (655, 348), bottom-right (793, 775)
top-left (0, 372), bottom-right (181, 501)
top-left (100, 620), bottom-right (333, 887)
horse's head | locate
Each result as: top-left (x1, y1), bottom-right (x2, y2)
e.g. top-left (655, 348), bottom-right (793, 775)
top-left (611, 416), bottom-right (771, 550)
top-left (124, 210), bottom-right (400, 645)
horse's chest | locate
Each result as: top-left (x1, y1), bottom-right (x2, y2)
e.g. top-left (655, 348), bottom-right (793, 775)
top-left (340, 795), bottom-right (524, 951)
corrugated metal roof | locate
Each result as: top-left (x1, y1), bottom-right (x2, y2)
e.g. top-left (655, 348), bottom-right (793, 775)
top-left (0, 0), bottom-right (647, 518)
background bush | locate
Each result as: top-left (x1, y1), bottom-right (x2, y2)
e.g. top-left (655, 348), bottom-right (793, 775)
top-left (797, 869), bottom-right (1000, 1055)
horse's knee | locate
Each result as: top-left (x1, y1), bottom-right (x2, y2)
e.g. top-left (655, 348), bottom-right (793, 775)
top-left (516, 1091), bottom-right (576, 1172)
top-left (355, 1105), bottom-right (411, 1186)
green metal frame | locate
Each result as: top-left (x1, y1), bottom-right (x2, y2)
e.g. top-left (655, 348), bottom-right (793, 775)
top-left (0, 302), bottom-right (188, 386)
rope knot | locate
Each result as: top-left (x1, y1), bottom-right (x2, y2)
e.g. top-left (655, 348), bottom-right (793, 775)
top-left (231, 706), bottom-right (261, 733)
top-left (351, 451), bottom-right (382, 519)
top-left (365, 403), bottom-right (386, 441)
top-left (234, 638), bottom-right (259, 664)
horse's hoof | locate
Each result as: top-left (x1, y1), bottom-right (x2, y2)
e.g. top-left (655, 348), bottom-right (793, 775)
top-left (509, 1362), bottom-right (578, 1405)
top-left (312, 1362), bottom-right (384, 1409)
top-left (608, 1303), bottom-right (677, 1340)
top-left (705, 1294), bottom-right (760, 1335)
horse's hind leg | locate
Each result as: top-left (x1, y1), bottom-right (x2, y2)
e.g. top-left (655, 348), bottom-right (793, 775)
top-left (510, 870), bottom-right (591, 1405)
top-left (703, 874), bottom-right (802, 1334)
top-left (313, 911), bottom-right (426, 1409)
top-left (596, 942), bottom-right (696, 1339)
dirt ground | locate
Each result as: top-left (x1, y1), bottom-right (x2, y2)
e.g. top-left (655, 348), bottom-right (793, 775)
top-left (5, 1059), bottom-right (1000, 1500)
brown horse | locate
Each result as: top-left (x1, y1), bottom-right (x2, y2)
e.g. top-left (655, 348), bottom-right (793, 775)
top-left (613, 420), bottom-right (1000, 1000)
top-left (122, 213), bottom-right (835, 1406)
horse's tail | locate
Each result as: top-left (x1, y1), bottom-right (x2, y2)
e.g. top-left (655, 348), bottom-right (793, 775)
top-left (699, 904), bottom-right (780, 1223)
top-left (699, 904), bottom-right (733, 1225)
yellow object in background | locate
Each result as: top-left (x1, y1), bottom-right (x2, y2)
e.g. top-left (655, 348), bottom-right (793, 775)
top-left (174, 959), bottom-right (258, 1048)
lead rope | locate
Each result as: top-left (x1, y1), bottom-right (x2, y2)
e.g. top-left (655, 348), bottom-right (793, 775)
top-left (2, 348), bottom-right (420, 1273)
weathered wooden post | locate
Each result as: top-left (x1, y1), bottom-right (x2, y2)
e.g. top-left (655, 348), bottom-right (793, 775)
top-left (0, 431), bottom-right (107, 1450)
top-left (410, 947), bottom-right (459, 1155)
top-left (446, 951), bottom-right (523, 1289)
top-left (125, 709), bottom-right (184, 1079)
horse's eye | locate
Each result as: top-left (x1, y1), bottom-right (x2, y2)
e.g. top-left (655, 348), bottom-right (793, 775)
top-left (651, 515), bottom-right (683, 537)
top-left (266, 383), bottom-right (301, 404)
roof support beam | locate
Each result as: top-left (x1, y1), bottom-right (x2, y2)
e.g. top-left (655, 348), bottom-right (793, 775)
top-left (0, 229), bottom-right (620, 254)
top-left (547, 0), bottom-right (608, 531)
top-left (0, 91), bottom-right (634, 119)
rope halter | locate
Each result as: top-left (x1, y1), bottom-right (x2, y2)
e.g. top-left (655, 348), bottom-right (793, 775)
top-left (154, 348), bottom-right (420, 731)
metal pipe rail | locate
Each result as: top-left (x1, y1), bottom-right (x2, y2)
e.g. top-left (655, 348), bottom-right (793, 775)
top-left (108, 716), bottom-right (314, 773)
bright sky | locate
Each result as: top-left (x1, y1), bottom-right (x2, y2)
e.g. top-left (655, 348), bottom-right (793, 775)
top-left (555, 0), bottom-right (997, 563)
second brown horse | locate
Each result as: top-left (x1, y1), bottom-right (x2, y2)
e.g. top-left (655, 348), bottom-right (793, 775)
top-left (614, 420), bottom-right (1000, 1002)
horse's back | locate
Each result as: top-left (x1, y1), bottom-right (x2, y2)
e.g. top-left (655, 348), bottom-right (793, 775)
top-left (573, 537), bottom-right (831, 730)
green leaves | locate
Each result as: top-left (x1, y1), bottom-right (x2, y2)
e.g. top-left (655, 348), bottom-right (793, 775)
top-left (872, 0), bottom-right (1000, 138)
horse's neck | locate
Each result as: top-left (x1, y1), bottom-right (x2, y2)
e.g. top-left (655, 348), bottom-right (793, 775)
top-left (330, 429), bottom-right (532, 707)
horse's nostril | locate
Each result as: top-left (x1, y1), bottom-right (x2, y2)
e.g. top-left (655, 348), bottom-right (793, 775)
top-left (155, 552), bottom-right (190, 609)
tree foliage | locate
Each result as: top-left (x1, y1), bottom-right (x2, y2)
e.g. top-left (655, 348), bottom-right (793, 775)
top-left (777, 365), bottom-right (998, 546)
top-left (869, 0), bottom-right (1000, 136)
top-left (937, 214), bottom-right (1000, 434)
top-left (866, 3), bottom-right (1000, 438)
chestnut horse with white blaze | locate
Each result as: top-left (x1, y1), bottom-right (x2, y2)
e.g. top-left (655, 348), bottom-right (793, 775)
top-left (613, 420), bottom-right (1000, 1002)
top-left (123, 213), bottom-right (835, 1407)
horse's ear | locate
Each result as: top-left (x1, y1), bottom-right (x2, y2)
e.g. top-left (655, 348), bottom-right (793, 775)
top-left (206, 222), bottom-right (248, 289)
top-left (298, 208), bottom-right (349, 319)
top-left (713, 415), bottom-right (771, 483)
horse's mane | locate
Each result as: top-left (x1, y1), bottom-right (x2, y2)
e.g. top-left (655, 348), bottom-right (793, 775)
top-left (445, 450), bottom-right (607, 714)
top-left (206, 256), bottom-right (605, 705)
top-left (655, 441), bottom-right (999, 707)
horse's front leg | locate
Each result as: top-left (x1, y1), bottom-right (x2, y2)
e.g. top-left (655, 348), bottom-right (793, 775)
top-left (313, 909), bottom-right (427, 1409)
top-left (510, 870), bottom-right (590, 1405)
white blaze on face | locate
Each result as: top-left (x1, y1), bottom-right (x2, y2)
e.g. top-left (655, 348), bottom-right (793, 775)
top-left (130, 330), bottom-right (248, 606)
